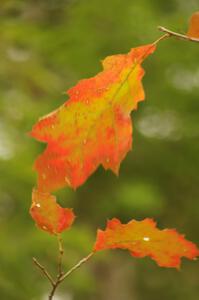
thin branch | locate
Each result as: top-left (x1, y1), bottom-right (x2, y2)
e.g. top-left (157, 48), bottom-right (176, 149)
top-left (158, 26), bottom-right (199, 43)
top-left (48, 251), bottom-right (95, 300)
top-left (153, 33), bottom-right (170, 45)
top-left (60, 251), bottom-right (94, 281)
top-left (49, 283), bottom-right (58, 300)
top-left (33, 242), bottom-right (94, 299)
top-left (57, 234), bottom-right (64, 276)
top-left (32, 257), bottom-right (55, 286)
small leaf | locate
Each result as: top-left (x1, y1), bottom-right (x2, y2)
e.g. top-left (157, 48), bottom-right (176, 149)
top-left (94, 218), bottom-right (199, 268)
top-left (30, 44), bottom-right (156, 192)
top-left (187, 11), bottom-right (199, 38)
top-left (30, 188), bottom-right (75, 234)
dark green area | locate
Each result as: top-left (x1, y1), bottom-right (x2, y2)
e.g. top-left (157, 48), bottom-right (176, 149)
top-left (0, 0), bottom-right (198, 299)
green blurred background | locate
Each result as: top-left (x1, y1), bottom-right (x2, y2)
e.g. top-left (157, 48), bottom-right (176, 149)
top-left (0, 0), bottom-right (199, 299)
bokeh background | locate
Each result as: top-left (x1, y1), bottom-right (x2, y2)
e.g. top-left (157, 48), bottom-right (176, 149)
top-left (0, 0), bottom-right (199, 299)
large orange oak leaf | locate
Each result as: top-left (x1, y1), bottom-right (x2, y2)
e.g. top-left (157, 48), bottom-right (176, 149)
top-left (30, 188), bottom-right (75, 234)
top-left (30, 44), bottom-right (156, 192)
top-left (94, 218), bottom-right (199, 268)
top-left (187, 11), bottom-right (199, 38)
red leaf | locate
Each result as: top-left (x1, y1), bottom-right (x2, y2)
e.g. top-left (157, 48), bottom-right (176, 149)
top-left (187, 11), bottom-right (199, 38)
top-left (30, 188), bottom-right (75, 234)
top-left (30, 44), bottom-right (156, 192)
top-left (94, 218), bottom-right (199, 268)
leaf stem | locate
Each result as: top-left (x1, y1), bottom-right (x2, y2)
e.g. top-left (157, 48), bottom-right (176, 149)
top-left (158, 26), bottom-right (199, 43)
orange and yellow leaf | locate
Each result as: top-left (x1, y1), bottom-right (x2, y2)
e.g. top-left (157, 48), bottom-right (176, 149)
top-left (30, 188), bottom-right (75, 234)
top-left (30, 44), bottom-right (156, 192)
top-left (187, 11), bottom-right (199, 38)
top-left (94, 218), bottom-right (199, 268)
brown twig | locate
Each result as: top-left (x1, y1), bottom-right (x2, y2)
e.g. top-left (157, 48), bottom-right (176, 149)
top-left (33, 245), bottom-right (94, 300)
top-left (59, 251), bottom-right (94, 282)
top-left (49, 281), bottom-right (59, 300)
top-left (48, 251), bottom-right (95, 300)
top-left (158, 26), bottom-right (199, 43)
top-left (32, 257), bottom-right (55, 286)
top-left (153, 33), bottom-right (170, 45)
top-left (57, 234), bottom-right (64, 276)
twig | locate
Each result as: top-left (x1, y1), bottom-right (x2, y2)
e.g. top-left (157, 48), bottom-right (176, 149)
top-left (57, 234), bottom-right (64, 276)
top-left (60, 251), bottom-right (94, 281)
top-left (33, 235), bottom-right (94, 299)
top-left (49, 282), bottom-right (59, 300)
top-left (48, 251), bottom-right (95, 300)
top-left (158, 26), bottom-right (199, 43)
top-left (153, 33), bottom-right (170, 45)
top-left (32, 257), bottom-right (55, 286)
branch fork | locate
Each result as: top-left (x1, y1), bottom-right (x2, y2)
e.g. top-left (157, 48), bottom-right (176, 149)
top-left (33, 235), bottom-right (94, 300)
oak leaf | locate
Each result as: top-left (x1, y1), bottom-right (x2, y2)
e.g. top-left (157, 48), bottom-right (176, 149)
top-left (30, 44), bottom-right (156, 192)
top-left (187, 11), bottom-right (199, 38)
top-left (30, 188), bottom-right (75, 234)
top-left (94, 218), bottom-right (199, 268)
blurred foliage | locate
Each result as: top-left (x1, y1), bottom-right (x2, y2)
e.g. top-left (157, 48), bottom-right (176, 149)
top-left (0, 0), bottom-right (199, 299)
